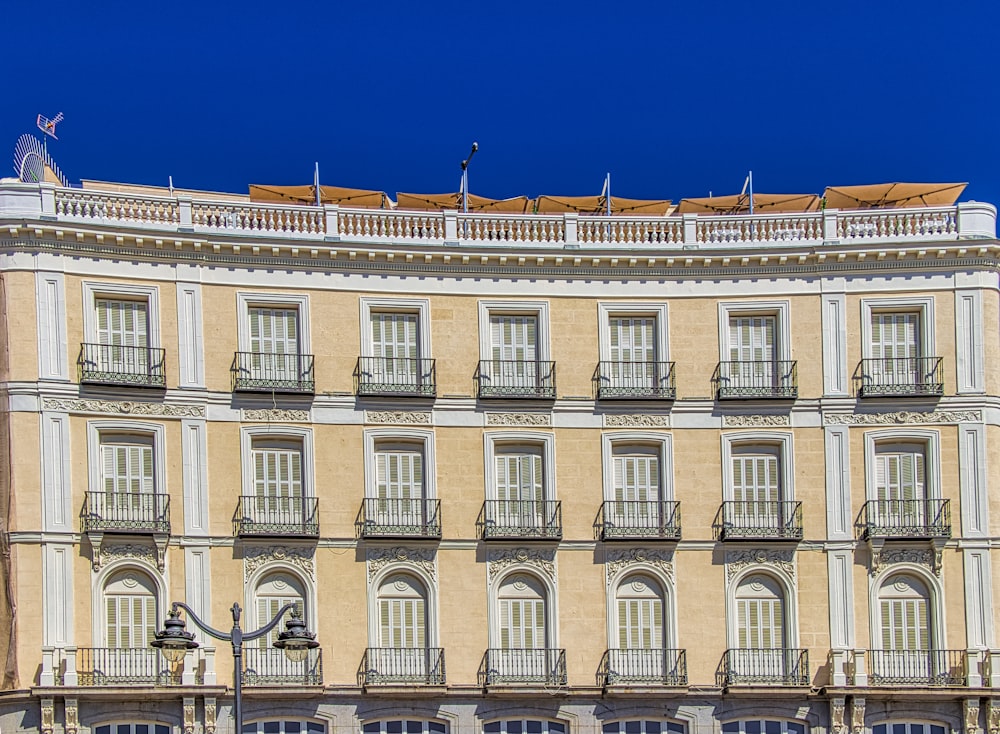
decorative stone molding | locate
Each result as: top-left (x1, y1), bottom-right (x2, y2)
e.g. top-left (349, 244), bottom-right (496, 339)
top-left (367, 546), bottom-right (437, 581)
top-left (824, 410), bottom-right (982, 426)
top-left (987, 699), bottom-right (1000, 734)
top-left (605, 548), bottom-right (675, 585)
top-left (41, 397), bottom-right (206, 418)
top-left (966, 698), bottom-right (982, 734)
top-left (40, 698), bottom-right (54, 734)
top-left (242, 408), bottom-right (310, 422)
top-left (487, 547), bottom-right (556, 582)
top-left (486, 412), bottom-right (551, 426)
top-left (91, 539), bottom-right (166, 572)
top-left (851, 699), bottom-right (866, 734)
top-left (243, 545), bottom-right (316, 581)
top-left (603, 413), bottom-right (670, 428)
top-left (65, 698), bottom-right (79, 734)
top-left (725, 548), bottom-right (796, 581)
top-left (367, 410), bottom-right (432, 425)
top-left (869, 545), bottom-right (941, 577)
top-left (183, 697), bottom-right (196, 734)
top-left (205, 698), bottom-right (218, 734)
top-left (723, 414), bottom-right (790, 427)
top-left (830, 698), bottom-right (846, 734)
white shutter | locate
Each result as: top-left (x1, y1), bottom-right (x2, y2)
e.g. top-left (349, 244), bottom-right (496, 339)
top-left (253, 447), bottom-right (303, 500)
top-left (872, 312), bottom-right (920, 360)
top-left (501, 599), bottom-right (545, 649)
top-left (257, 595), bottom-right (300, 647)
top-left (106, 593), bottom-right (155, 648)
top-left (730, 316), bottom-right (776, 362)
top-left (732, 453), bottom-right (779, 504)
top-left (618, 598), bottom-right (662, 649)
top-left (876, 449), bottom-right (925, 502)
top-left (249, 308), bottom-right (299, 355)
top-left (381, 597), bottom-right (426, 649)
top-left (102, 442), bottom-right (154, 496)
top-left (615, 454), bottom-right (658, 503)
top-left (491, 315), bottom-right (538, 384)
top-left (97, 299), bottom-right (148, 347)
top-left (738, 598), bottom-right (782, 649)
top-left (882, 598), bottom-right (929, 651)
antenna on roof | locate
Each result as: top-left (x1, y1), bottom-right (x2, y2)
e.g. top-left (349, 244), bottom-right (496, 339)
top-left (37, 112), bottom-right (63, 140)
top-left (13, 133), bottom-right (68, 186)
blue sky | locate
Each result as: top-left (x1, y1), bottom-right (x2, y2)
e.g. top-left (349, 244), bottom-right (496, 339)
top-left (3, 0), bottom-right (998, 206)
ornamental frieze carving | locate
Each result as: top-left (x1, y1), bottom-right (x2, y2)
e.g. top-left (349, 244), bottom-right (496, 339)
top-left (486, 412), bottom-right (551, 427)
top-left (487, 547), bottom-right (556, 582)
top-left (824, 410), bottom-right (982, 426)
top-left (603, 413), bottom-right (669, 428)
top-left (366, 410), bottom-right (432, 425)
top-left (725, 548), bottom-right (796, 581)
top-left (91, 539), bottom-right (165, 572)
top-left (367, 546), bottom-right (437, 581)
top-left (605, 548), bottom-right (674, 585)
top-left (42, 397), bottom-right (206, 418)
top-left (723, 414), bottom-right (790, 427)
top-left (869, 546), bottom-right (941, 577)
top-left (242, 408), bottom-right (310, 422)
top-left (243, 545), bottom-right (316, 581)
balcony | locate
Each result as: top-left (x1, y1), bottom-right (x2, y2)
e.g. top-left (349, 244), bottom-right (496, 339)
top-left (867, 649), bottom-right (966, 687)
top-left (714, 361), bottom-right (798, 400)
top-left (231, 352), bottom-right (315, 394)
top-left (354, 357), bottom-right (436, 398)
top-left (719, 648), bottom-right (809, 687)
top-left (713, 501), bottom-right (803, 541)
top-left (75, 648), bottom-right (184, 686)
top-left (856, 499), bottom-right (951, 541)
top-left (356, 498), bottom-right (442, 539)
top-left (81, 492), bottom-right (170, 535)
top-left (475, 360), bottom-right (556, 399)
top-left (599, 648), bottom-right (687, 686)
top-left (233, 496), bottom-right (319, 538)
top-left (480, 648), bottom-right (567, 687)
top-left (78, 343), bottom-right (166, 388)
top-left (595, 501), bottom-right (681, 541)
top-left (854, 357), bottom-right (944, 398)
top-left (593, 361), bottom-right (676, 400)
top-left (243, 647), bottom-right (322, 686)
top-left (359, 648), bottom-right (446, 686)
top-left (478, 500), bottom-right (562, 541)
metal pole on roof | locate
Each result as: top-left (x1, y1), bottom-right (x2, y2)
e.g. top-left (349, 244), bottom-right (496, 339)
top-left (748, 170), bottom-right (754, 215)
top-left (605, 172), bottom-right (612, 216)
top-left (314, 162), bottom-right (321, 207)
top-left (461, 142), bottom-right (478, 214)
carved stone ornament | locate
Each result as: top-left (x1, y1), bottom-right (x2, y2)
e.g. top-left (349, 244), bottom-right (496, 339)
top-left (242, 408), bottom-right (310, 422)
top-left (486, 412), bottom-right (551, 426)
top-left (723, 414), bottom-right (790, 427)
top-left (367, 546), bottom-right (437, 581)
top-left (987, 699), bottom-right (1000, 734)
top-left (830, 698), bottom-right (846, 734)
top-left (851, 698), bottom-right (866, 734)
top-left (91, 538), bottom-right (166, 572)
top-left (824, 410), bottom-right (982, 426)
top-left (966, 698), bottom-right (982, 734)
top-left (244, 545), bottom-right (316, 581)
top-left (205, 697), bottom-right (218, 734)
top-left (605, 548), bottom-right (675, 585)
top-left (64, 697), bottom-right (79, 734)
top-left (40, 698), bottom-right (54, 734)
top-left (184, 697), bottom-right (196, 734)
top-left (488, 547), bottom-right (556, 582)
top-left (603, 413), bottom-right (670, 428)
top-left (366, 410), bottom-right (432, 425)
top-left (725, 548), bottom-right (796, 581)
top-left (869, 545), bottom-right (941, 577)
top-left (42, 397), bottom-right (206, 418)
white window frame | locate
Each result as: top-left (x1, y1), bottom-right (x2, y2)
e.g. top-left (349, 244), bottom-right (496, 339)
top-left (364, 428), bottom-right (437, 499)
top-left (863, 429), bottom-right (941, 502)
top-left (92, 562), bottom-right (168, 649)
top-left (244, 565), bottom-right (318, 649)
top-left (717, 300), bottom-right (792, 363)
top-left (243, 722), bottom-right (326, 734)
top-left (363, 722), bottom-right (447, 734)
top-left (861, 297), bottom-right (935, 359)
top-left (478, 300), bottom-right (551, 363)
top-left (484, 431), bottom-right (557, 501)
top-left (607, 570), bottom-right (676, 651)
top-left (602, 432), bottom-right (674, 502)
top-left (725, 569), bottom-right (799, 650)
top-left (236, 292), bottom-right (311, 354)
top-left (602, 721), bottom-right (685, 734)
top-left (597, 302), bottom-right (670, 362)
top-left (240, 425), bottom-right (315, 499)
top-left (82, 282), bottom-right (161, 348)
top-left (488, 569), bottom-right (559, 649)
top-left (87, 420), bottom-right (167, 500)
top-left (360, 297), bottom-right (432, 358)
top-left (367, 566), bottom-right (438, 649)
top-left (721, 432), bottom-right (795, 501)
top-left (869, 568), bottom-right (946, 655)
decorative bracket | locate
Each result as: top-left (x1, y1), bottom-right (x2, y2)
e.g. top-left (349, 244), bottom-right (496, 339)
top-left (850, 697), bottom-right (866, 734)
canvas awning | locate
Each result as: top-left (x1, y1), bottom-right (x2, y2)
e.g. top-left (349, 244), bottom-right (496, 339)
top-left (821, 182), bottom-right (967, 210)
top-left (534, 195), bottom-right (673, 215)
top-left (249, 184), bottom-right (390, 208)
top-left (675, 193), bottom-right (820, 215)
top-left (395, 192), bottom-right (531, 213)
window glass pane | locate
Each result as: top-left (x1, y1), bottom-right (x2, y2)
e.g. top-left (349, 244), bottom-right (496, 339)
top-left (387, 723), bottom-right (403, 734)
top-left (97, 727), bottom-right (111, 734)
top-left (746, 722), bottom-right (761, 734)
top-left (893, 726), bottom-right (907, 734)
top-left (787, 725), bottom-right (804, 734)
top-left (626, 723), bottom-right (641, 734)
top-left (509, 723), bottom-right (523, 734)
top-left (722, 725), bottom-right (740, 734)
top-left (603, 726), bottom-right (617, 734)
top-left (649, 724), bottom-right (664, 734)
top-left (407, 724), bottom-right (423, 734)
top-left (765, 723), bottom-right (781, 734)
top-left (872, 727), bottom-right (885, 734)
top-left (264, 724), bottom-right (281, 734)
top-left (668, 724), bottom-right (685, 734)
top-left (430, 725), bottom-right (446, 734)
top-left (286, 725), bottom-right (301, 734)
top-left (910, 726), bottom-right (923, 734)
top-left (118, 726), bottom-right (131, 734)
top-left (363, 726), bottom-right (380, 734)
top-left (243, 725), bottom-right (257, 734)
top-left (306, 725), bottom-right (324, 734)
top-left (550, 725), bottom-right (565, 734)
top-left (931, 727), bottom-right (945, 734)
top-left (485, 724), bottom-right (501, 734)
top-left (527, 723), bottom-right (542, 734)
top-left (135, 726), bottom-right (149, 734)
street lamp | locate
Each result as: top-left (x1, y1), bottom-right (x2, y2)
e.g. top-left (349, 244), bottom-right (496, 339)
top-left (460, 142), bottom-right (478, 214)
top-left (152, 602), bottom-right (318, 733)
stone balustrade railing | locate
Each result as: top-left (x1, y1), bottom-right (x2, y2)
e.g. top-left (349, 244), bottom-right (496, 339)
top-left (1, 181), bottom-right (995, 248)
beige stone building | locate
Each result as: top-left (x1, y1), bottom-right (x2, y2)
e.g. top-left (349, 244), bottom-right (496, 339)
top-left (0, 174), bottom-right (997, 734)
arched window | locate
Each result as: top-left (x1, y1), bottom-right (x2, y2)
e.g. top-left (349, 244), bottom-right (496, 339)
top-left (363, 722), bottom-right (445, 734)
top-left (722, 721), bottom-right (805, 734)
top-left (873, 574), bottom-right (939, 683)
top-left (603, 722), bottom-right (683, 734)
top-left (484, 722), bottom-right (564, 734)
top-left (246, 572), bottom-right (312, 685)
top-left (378, 573), bottom-right (428, 649)
top-left (491, 573), bottom-right (559, 683)
top-left (615, 573), bottom-right (665, 650)
top-left (95, 725), bottom-right (169, 734)
top-left (873, 724), bottom-right (945, 734)
top-left (104, 569), bottom-right (157, 649)
top-left (731, 574), bottom-right (792, 682)
top-left (243, 722), bottom-right (324, 734)
top-left (255, 571), bottom-right (306, 646)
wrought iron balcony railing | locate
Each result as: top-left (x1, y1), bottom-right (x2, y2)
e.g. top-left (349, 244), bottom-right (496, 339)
top-left (719, 648), bottom-right (809, 687)
top-left (354, 357), bottom-right (436, 397)
top-left (359, 648), bottom-right (446, 686)
top-left (593, 361), bottom-right (676, 400)
top-left (478, 500), bottom-right (562, 540)
top-left (480, 648), bottom-right (567, 686)
top-left (231, 351), bottom-right (315, 393)
top-left (243, 646), bottom-right (323, 686)
top-left (713, 360), bottom-right (798, 400)
top-left (595, 501), bottom-right (681, 541)
top-left (854, 357), bottom-right (944, 398)
top-left (856, 499), bottom-right (951, 541)
top-left (81, 492), bottom-right (170, 534)
top-left (233, 496), bottom-right (319, 537)
top-left (713, 501), bottom-right (803, 541)
top-left (599, 648), bottom-right (687, 686)
top-left (475, 360), bottom-right (556, 399)
top-left (867, 649), bottom-right (966, 686)
top-left (76, 648), bottom-right (185, 686)
top-left (356, 498), bottom-right (442, 539)
top-left (78, 343), bottom-right (166, 388)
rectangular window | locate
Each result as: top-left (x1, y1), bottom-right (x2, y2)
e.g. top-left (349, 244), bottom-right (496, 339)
top-left (371, 312), bottom-right (420, 386)
top-left (106, 594), bottom-right (156, 648)
top-left (617, 599), bottom-right (663, 649)
top-left (729, 316), bottom-right (776, 363)
top-left (880, 598), bottom-right (929, 651)
top-left (251, 441), bottom-right (304, 528)
top-left (380, 598), bottom-right (426, 648)
top-left (500, 599), bottom-right (545, 649)
top-left (375, 445), bottom-right (425, 527)
top-left (871, 312), bottom-right (921, 360)
top-left (737, 598), bottom-right (783, 649)
top-left (95, 298), bottom-right (151, 376)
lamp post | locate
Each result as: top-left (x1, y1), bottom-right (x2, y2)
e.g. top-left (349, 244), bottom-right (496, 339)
top-left (152, 602), bottom-right (318, 733)
top-left (460, 142), bottom-right (478, 214)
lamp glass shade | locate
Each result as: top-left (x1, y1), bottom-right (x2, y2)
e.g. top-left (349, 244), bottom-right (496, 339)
top-left (157, 642), bottom-right (189, 663)
top-left (281, 642), bottom-right (310, 663)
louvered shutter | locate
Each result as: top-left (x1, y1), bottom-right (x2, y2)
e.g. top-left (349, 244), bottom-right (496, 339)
top-left (872, 313), bottom-right (920, 360)
top-left (258, 595), bottom-right (299, 647)
top-left (372, 313), bottom-right (419, 384)
top-left (500, 600), bottom-right (512, 649)
top-left (618, 600), bottom-right (629, 648)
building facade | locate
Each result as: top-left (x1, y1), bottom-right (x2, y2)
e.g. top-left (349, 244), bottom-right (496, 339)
top-left (0, 177), bottom-right (997, 734)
